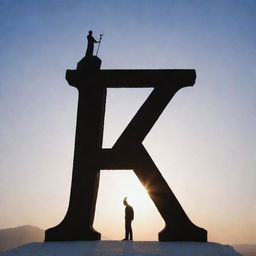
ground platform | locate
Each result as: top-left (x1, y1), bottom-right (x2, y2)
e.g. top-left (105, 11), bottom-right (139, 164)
top-left (1, 241), bottom-right (242, 256)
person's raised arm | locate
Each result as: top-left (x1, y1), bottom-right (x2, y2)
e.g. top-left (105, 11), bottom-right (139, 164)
top-left (93, 37), bottom-right (99, 43)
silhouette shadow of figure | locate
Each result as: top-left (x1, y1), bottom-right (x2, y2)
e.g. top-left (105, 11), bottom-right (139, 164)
top-left (122, 197), bottom-right (134, 241)
top-left (85, 30), bottom-right (99, 57)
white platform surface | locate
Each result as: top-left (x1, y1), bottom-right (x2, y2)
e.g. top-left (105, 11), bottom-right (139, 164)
top-left (0, 241), bottom-right (242, 256)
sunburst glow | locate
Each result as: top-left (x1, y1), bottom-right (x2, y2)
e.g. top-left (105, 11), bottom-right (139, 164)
top-left (94, 170), bottom-right (164, 241)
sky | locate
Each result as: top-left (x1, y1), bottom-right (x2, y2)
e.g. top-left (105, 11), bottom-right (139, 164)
top-left (0, 0), bottom-right (255, 244)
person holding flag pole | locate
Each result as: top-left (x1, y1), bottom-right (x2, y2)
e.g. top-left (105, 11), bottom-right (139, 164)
top-left (85, 30), bottom-right (103, 57)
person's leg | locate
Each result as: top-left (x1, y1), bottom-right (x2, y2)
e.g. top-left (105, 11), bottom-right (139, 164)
top-left (129, 221), bottom-right (133, 240)
top-left (124, 220), bottom-right (129, 240)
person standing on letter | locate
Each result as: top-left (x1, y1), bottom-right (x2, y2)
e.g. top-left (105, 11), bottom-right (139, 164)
top-left (85, 30), bottom-right (99, 57)
top-left (122, 197), bottom-right (134, 240)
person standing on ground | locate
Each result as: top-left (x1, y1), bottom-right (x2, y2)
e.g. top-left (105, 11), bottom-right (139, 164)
top-left (122, 197), bottom-right (134, 241)
top-left (85, 30), bottom-right (99, 57)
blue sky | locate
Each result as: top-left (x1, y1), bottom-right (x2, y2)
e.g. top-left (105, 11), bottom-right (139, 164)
top-left (0, 0), bottom-right (255, 243)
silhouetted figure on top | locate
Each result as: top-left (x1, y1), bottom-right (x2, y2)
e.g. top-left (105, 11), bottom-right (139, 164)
top-left (85, 30), bottom-right (99, 57)
top-left (122, 197), bottom-right (134, 241)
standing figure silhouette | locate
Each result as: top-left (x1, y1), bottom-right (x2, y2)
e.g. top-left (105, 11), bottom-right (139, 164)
top-left (122, 197), bottom-right (134, 241)
top-left (85, 30), bottom-right (99, 57)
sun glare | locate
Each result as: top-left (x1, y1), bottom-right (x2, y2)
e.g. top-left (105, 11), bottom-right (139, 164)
top-left (94, 170), bottom-right (164, 241)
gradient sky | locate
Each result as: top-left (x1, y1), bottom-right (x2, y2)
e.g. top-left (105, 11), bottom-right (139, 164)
top-left (0, 0), bottom-right (255, 244)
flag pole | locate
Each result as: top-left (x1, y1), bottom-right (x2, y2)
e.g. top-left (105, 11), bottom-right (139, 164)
top-left (96, 34), bottom-right (103, 56)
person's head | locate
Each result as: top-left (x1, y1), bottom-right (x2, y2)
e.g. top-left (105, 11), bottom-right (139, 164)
top-left (123, 197), bottom-right (128, 206)
top-left (88, 30), bottom-right (93, 35)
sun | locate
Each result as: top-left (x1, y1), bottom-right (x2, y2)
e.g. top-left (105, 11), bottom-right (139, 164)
top-left (94, 170), bottom-right (164, 240)
top-left (119, 176), bottom-right (150, 213)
